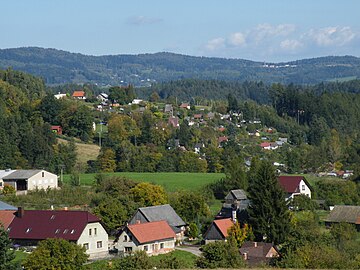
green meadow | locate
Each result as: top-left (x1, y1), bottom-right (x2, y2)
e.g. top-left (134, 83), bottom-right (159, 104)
top-left (63, 172), bottom-right (224, 192)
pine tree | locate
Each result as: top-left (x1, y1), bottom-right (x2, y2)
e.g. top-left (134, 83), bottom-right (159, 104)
top-left (247, 160), bottom-right (291, 244)
top-left (0, 226), bottom-right (16, 270)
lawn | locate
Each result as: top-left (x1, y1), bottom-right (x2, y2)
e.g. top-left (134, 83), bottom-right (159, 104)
top-left (63, 172), bottom-right (224, 192)
top-left (13, 250), bottom-right (28, 265)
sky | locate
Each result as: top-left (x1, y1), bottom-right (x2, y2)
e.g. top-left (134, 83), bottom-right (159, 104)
top-left (1, 0), bottom-right (360, 62)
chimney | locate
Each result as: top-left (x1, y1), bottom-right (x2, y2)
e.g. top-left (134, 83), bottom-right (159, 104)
top-left (64, 207), bottom-right (68, 211)
top-left (243, 252), bottom-right (248, 261)
top-left (17, 207), bottom-right (24, 218)
top-left (231, 209), bottom-right (237, 223)
top-left (254, 242), bottom-right (257, 247)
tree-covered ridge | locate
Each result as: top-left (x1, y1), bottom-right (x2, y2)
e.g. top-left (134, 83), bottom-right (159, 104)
top-left (1, 47), bottom-right (360, 85)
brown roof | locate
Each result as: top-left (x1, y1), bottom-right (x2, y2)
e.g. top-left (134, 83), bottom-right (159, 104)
top-left (278, 176), bottom-right (304, 193)
top-left (213, 218), bottom-right (234, 238)
top-left (326, 205), bottom-right (360, 224)
top-left (127, 220), bottom-right (175, 244)
top-left (218, 136), bottom-right (228, 143)
top-left (240, 241), bottom-right (278, 266)
top-left (8, 210), bottom-right (100, 241)
top-left (72, 91), bottom-right (85, 97)
top-left (0, 210), bottom-right (16, 229)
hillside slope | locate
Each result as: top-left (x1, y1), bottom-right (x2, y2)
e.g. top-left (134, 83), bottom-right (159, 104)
top-left (1, 47), bottom-right (360, 85)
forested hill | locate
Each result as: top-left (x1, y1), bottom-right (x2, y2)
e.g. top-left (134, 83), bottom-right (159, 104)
top-left (1, 47), bottom-right (360, 85)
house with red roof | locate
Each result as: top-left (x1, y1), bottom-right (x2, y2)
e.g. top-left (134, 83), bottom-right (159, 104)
top-left (203, 218), bottom-right (235, 244)
top-left (0, 210), bottom-right (16, 229)
top-left (7, 208), bottom-right (108, 259)
top-left (278, 175), bottom-right (312, 200)
top-left (116, 220), bottom-right (176, 256)
top-left (72, 90), bottom-right (86, 100)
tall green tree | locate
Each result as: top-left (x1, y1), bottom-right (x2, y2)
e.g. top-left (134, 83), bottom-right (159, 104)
top-left (247, 160), bottom-right (291, 244)
top-left (0, 227), bottom-right (16, 270)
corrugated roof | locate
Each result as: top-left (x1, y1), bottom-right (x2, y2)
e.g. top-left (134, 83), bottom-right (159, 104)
top-left (0, 210), bottom-right (16, 229)
top-left (325, 205), bottom-right (360, 224)
top-left (0, 200), bottom-right (17, 211)
top-left (3, 170), bottom-right (43, 180)
top-left (8, 210), bottom-right (100, 241)
top-left (139, 204), bottom-right (186, 227)
top-left (278, 176), bottom-right (304, 193)
top-left (213, 218), bottom-right (234, 238)
top-left (128, 220), bottom-right (175, 244)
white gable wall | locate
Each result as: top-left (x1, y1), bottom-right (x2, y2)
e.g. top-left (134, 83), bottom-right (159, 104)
top-left (77, 222), bottom-right (109, 259)
top-left (27, 170), bottom-right (58, 190)
top-left (288, 179), bottom-right (311, 199)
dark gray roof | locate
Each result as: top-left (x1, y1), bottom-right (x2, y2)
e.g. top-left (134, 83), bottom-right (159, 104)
top-left (139, 204), bottom-right (186, 227)
top-left (0, 200), bottom-right (17, 210)
top-left (225, 189), bottom-right (247, 200)
top-left (325, 205), bottom-right (360, 224)
top-left (3, 170), bottom-right (42, 180)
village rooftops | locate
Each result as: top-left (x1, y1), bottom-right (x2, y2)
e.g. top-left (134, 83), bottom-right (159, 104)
top-left (212, 218), bottom-right (234, 238)
top-left (137, 204), bottom-right (186, 228)
top-left (325, 205), bottom-right (360, 224)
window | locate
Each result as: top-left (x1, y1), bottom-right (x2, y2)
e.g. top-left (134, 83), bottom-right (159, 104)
top-left (94, 228), bottom-right (97, 235)
top-left (89, 228), bottom-right (92, 236)
top-left (42, 172), bottom-right (44, 177)
top-left (70, 229), bottom-right (75, 234)
top-left (0, 182), bottom-right (2, 187)
top-left (160, 243), bottom-right (164, 249)
top-left (55, 229), bottom-right (60, 234)
top-left (124, 235), bottom-right (128, 242)
top-left (25, 228), bottom-right (32, 233)
top-left (302, 185), bottom-right (305, 191)
top-left (50, 215), bottom-right (55, 220)
top-left (97, 241), bottom-right (102, 248)
top-left (63, 229), bottom-right (68, 234)
top-left (83, 243), bottom-right (89, 250)
top-left (144, 245), bottom-right (148, 251)
top-left (125, 247), bottom-right (132, 253)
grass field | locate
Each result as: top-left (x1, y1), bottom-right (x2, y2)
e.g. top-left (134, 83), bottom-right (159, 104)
top-left (57, 138), bottom-right (100, 166)
top-left (63, 172), bottom-right (224, 192)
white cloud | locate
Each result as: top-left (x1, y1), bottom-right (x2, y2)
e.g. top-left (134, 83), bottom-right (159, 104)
top-left (280, 39), bottom-right (303, 51)
top-left (228, 32), bottom-right (246, 46)
top-left (205, 37), bottom-right (225, 51)
top-left (306, 26), bottom-right (356, 47)
top-left (127, 15), bottom-right (162, 25)
top-left (251, 23), bottom-right (296, 44)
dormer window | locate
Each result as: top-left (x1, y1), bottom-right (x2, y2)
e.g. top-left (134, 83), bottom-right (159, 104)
top-left (25, 228), bottom-right (32, 233)
top-left (63, 229), bottom-right (68, 234)
top-left (55, 229), bottom-right (60, 234)
top-left (70, 229), bottom-right (75, 234)
top-left (50, 215), bottom-right (55, 220)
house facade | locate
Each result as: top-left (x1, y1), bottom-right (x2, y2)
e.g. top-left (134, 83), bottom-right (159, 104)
top-left (8, 209), bottom-right (108, 259)
top-left (116, 220), bottom-right (176, 256)
top-left (278, 176), bottom-right (312, 200)
top-left (3, 170), bottom-right (58, 195)
top-left (129, 204), bottom-right (186, 242)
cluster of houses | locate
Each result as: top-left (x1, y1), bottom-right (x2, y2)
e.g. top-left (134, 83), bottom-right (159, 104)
top-left (1, 167), bottom-right (358, 265)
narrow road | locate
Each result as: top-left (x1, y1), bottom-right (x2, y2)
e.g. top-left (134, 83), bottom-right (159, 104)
top-left (175, 246), bottom-right (202, 257)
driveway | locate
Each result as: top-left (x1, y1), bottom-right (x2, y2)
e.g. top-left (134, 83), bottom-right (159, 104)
top-left (175, 245), bottom-right (202, 257)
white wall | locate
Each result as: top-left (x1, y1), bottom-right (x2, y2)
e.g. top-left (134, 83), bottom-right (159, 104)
top-left (77, 222), bottom-right (109, 259)
top-left (27, 170), bottom-right (58, 190)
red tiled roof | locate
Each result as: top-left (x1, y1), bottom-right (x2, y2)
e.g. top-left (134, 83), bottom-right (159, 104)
top-left (260, 142), bottom-right (271, 148)
top-left (72, 91), bottom-right (85, 97)
top-left (127, 220), bottom-right (175, 244)
top-left (0, 210), bottom-right (16, 229)
top-left (213, 218), bottom-right (234, 238)
top-left (218, 136), bottom-right (228, 143)
top-left (8, 210), bottom-right (100, 241)
top-left (278, 176), bottom-right (304, 193)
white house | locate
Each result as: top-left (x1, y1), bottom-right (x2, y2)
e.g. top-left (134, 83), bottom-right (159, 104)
top-left (2, 170), bottom-right (58, 195)
top-left (278, 176), bottom-right (312, 200)
top-left (8, 209), bottom-right (109, 259)
top-left (116, 220), bottom-right (176, 256)
top-left (0, 169), bottom-right (16, 190)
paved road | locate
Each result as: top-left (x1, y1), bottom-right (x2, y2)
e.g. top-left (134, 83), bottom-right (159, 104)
top-left (175, 246), bottom-right (202, 257)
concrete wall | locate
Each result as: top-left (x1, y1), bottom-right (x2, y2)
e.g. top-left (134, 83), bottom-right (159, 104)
top-left (77, 222), bottom-right (109, 259)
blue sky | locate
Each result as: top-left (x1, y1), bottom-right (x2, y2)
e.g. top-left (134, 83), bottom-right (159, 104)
top-left (2, 0), bottom-right (360, 62)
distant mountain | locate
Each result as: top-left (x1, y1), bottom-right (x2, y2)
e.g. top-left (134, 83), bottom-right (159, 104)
top-left (0, 47), bottom-right (360, 85)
